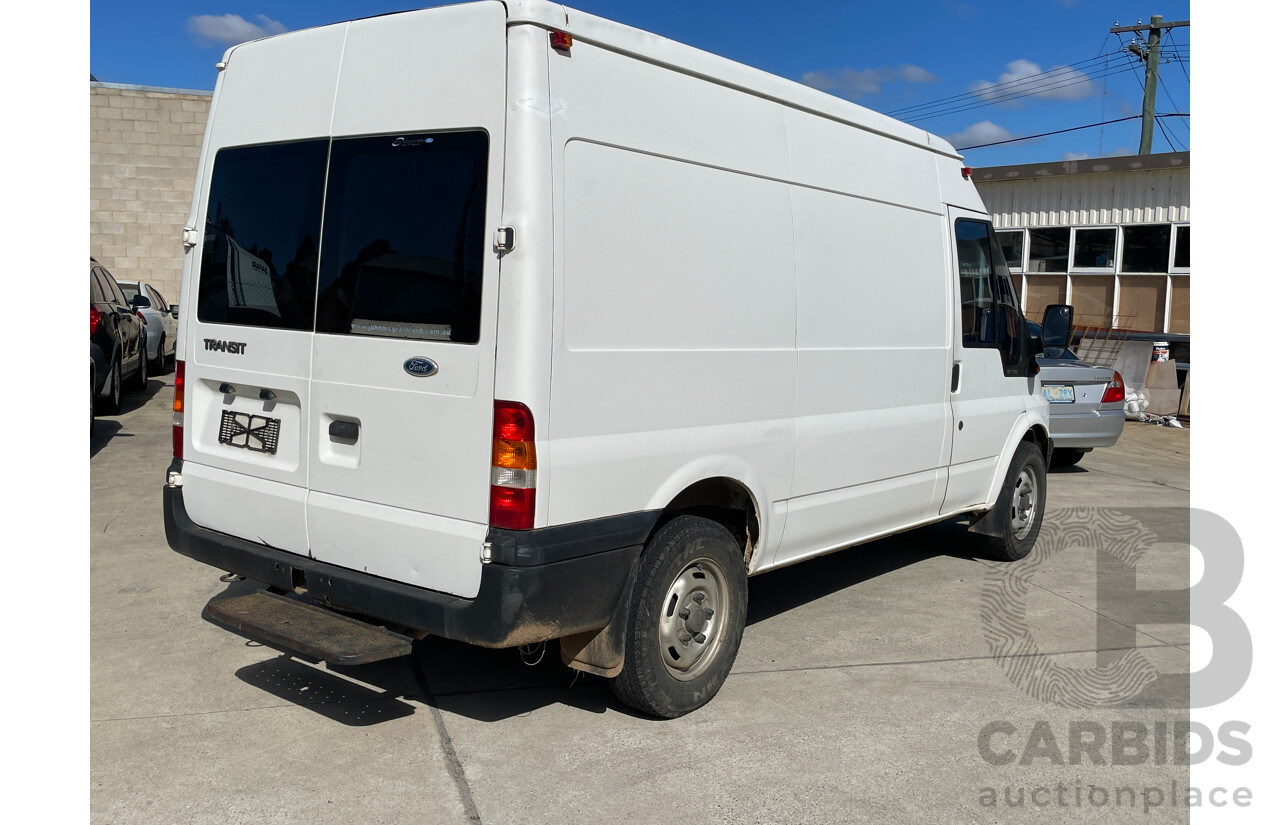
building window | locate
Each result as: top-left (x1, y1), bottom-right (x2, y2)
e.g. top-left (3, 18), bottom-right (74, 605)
top-left (1071, 227), bottom-right (1117, 272)
top-left (996, 230), bottom-right (1024, 271)
top-left (1169, 275), bottom-right (1190, 334)
top-left (1171, 225), bottom-right (1190, 272)
top-left (1027, 227), bottom-right (1069, 273)
top-left (1121, 224), bottom-right (1173, 273)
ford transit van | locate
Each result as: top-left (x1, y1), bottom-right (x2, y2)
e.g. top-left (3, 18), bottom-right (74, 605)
top-left (165, 0), bottom-right (1056, 717)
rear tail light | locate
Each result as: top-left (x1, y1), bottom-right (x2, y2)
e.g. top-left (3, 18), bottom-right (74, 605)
top-left (1101, 370), bottom-right (1125, 404)
top-left (489, 400), bottom-right (536, 530)
top-left (172, 360), bottom-right (185, 459)
top-left (90, 305), bottom-right (101, 334)
top-left (136, 310), bottom-right (147, 324)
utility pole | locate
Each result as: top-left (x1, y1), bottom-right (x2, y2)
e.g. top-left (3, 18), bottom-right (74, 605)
top-left (1110, 15), bottom-right (1190, 154)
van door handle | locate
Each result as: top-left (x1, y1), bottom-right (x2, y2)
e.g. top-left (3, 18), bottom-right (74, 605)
top-left (951, 362), bottom-right (961, 393)
top-left (329, 420), bottom-right (359, 441)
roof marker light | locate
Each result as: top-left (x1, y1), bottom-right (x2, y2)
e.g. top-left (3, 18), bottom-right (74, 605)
top-left (961, 166), bottom-right (973, 179)
top-left (550, 31), bottom-right (573, 53)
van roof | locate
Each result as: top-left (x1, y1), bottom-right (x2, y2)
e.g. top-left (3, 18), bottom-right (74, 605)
top-left (506, 1), bottom-right (958, 158)
top-left (221, 0), bottom-right (960, 160)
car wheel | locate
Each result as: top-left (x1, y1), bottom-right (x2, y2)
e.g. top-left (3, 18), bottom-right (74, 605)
top-left (128, 340), bottom-right (148, 391)
top-left (977, 441), bottom-right (1047, 562)
top-left (609, 516), bottom-right (748, 718)
top-left (96, 357), bottom-right (122, 415)
top-left (1051, 448), bottom-right (1087, 467)
top-left (151, 334), bottom-right (167, 374)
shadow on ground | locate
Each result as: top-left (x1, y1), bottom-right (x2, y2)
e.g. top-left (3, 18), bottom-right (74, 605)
top-left (206, 519), bottom-right (987, 725)
top-left (91, 375), bottom-right (169, 457)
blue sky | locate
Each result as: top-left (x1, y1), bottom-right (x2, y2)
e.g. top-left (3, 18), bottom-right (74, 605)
top-left (89, 1), bottom-right (1190, 167)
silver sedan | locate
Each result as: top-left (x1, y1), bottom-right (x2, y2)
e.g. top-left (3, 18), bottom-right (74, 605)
top-left (1038, 346), bottom-right (1126, 467)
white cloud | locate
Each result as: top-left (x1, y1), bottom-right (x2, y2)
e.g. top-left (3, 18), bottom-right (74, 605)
top-left (948, 121), bottom-right (1012, 148)
top-left (187, 13), bottom-right (287, 47)
top-left (969, 59), bottom-right (1098, 105)
top-left (802, 65), bottom-right (938, 100)
top-left (1061, 151), bottom-right (1091, 161)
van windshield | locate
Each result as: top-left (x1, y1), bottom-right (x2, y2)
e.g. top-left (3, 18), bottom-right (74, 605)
top-left (196, 131), bottom-right (489, 343)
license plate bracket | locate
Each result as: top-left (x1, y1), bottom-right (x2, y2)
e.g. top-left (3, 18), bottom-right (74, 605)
top-left (218, 410), bottom-right (281, 454)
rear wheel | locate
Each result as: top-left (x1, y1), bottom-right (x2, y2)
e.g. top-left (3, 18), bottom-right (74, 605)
top-left (1050, 448), bottom-right (1087, 467)
top-left (977, 441), bottom-right (1047, 562)
top-left (610, 516), bottom-right (748, 718)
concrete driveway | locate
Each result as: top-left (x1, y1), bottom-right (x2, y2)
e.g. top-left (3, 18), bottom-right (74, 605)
top-left (92, 372), bottom-right (1191, 824)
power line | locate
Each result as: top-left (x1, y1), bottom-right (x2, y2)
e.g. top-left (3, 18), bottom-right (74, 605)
top-left (897, 63), bottom-right (1139, 123)
top-left (956, 114), bottom-right (1189, 150)
top-left (885, 52), bottom-right (1124, 117)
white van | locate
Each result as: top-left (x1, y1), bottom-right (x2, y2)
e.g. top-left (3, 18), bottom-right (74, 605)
top-left (164, 0), bottom-right (1058, 718)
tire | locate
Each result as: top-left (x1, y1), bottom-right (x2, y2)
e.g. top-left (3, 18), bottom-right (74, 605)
top-left (151, 334), bottom-right (167, 373)
top-left (127, 338), bottom-right (148, 391)
top-left (977, 441), bottom-right (1047, 562)
top-left (1050, 448), bottom-right (1086, 467)
top-left (96, 357), bottom-right (122, 415)
top-left (609, 516), bottom-right (749, 718)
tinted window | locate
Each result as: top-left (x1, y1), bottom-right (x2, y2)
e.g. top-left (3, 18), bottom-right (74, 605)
top-left (90, 267), bottom-right (107, 302)
top-left (1121, 224), bottom-right (1172, 273)
top-left (957, 219), bottom-right (1024, 363)
top-left (316, 131), bottom-right (488, 343)
top-left (1173, 226), bottom-right (1190, 269)
top-left (198, 140), bottom-right (329, 330)
top-left (996, 230), bottom-right (1023, 271)
top-left (103, 270), bottom-right (128, 306)
top-left (1072, 228), bottom-right (1116, 269)
top-left (146, 286), bottom-right (167, 311)
top-left (1028, 227), bottom-right (1069, 273)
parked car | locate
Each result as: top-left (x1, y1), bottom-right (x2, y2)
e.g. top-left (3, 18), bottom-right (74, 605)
top-left (118, 279), bottom-right (179, 371)
top-left (1030, 317), bottom-right (1126, 466)
top-left (91, 258), bottom-right (148, 416)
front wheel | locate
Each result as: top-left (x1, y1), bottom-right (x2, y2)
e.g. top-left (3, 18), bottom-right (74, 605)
top-left (977, 441), bottom-right (1047, 562)
top-left (609, 516), bottom-right (748, 718)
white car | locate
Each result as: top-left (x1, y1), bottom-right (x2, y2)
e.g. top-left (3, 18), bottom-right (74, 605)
top-left (118, 279), bottom-right (178, 371)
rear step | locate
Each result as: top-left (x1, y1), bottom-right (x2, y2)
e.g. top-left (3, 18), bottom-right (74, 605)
top-left (207, 590), bottom-right (413, 666)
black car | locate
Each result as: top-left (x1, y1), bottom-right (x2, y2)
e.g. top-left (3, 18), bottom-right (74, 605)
top-left (91, 258), bottom-right (147, 416)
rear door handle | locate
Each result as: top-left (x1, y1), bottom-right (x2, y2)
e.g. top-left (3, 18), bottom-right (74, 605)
top-left (951, 362), bottom-right (961, 393)
top-left (328, 420), bottom-right (359, 441)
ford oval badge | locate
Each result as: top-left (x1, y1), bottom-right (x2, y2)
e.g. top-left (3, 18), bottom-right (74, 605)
top-left (403, 357), bottom-right (438, 377)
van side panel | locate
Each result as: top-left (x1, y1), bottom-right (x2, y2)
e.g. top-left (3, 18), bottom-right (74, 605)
top-left (777, 182), bottom-right (952, 565)
top-left (546, 41), bottom-right (797, 554)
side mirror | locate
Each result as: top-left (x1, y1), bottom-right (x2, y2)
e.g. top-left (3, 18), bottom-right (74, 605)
top-left (170, 304), bottom-right (179, 319)
top-left (131, 294), bottom-right (152, 309)
top-left (1041, 304), bottom-right (1074, 348)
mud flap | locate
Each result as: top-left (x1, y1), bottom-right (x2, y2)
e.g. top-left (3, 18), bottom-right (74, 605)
top-left (558, 558), bottom-right (641, 678)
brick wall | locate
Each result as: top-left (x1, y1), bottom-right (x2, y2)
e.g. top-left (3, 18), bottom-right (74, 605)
top-left (89, 82), bottom-right (212, 305)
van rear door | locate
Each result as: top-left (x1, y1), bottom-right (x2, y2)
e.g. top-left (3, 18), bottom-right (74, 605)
top-left (303, 7), bottom-right (507, 601)
top-left (181, 4), bottom-right (508, 599)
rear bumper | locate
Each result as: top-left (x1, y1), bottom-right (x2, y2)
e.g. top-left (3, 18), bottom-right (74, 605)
top-left (1047, 406), bottom-right (1125, 449)
top-left (164, 484), bottom-right (655, 648)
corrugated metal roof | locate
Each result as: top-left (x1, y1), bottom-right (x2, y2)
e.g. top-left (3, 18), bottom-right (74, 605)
top-left (974, 154), bottom-right (1189, 229)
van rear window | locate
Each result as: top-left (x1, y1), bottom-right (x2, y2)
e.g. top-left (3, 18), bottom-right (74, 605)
top-left (316, 132), bottom-right (488, 343)
top-left (198, 140), bottom-right (328, 331)
top-left (196, 132), bottom-right (488, 343)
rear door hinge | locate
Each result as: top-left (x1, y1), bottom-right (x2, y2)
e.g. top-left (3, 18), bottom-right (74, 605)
top-left (182, 227), bottom-right (199, 250)
top-left (493, 226), bottom-right (515, 254)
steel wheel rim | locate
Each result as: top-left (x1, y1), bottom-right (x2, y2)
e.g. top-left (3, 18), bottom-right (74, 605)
top-left (658, 556), bottom-right (729, 681)
top-left (1010, 468), bottom-right (1038, 540)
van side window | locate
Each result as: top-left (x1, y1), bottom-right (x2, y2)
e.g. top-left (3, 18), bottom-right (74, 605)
top-left (956, 218), bottom-right (1027, 370)
top-left (197, 140), bottom-right (329, 331)
top-left (315, 131), bottom-right (489, 343)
